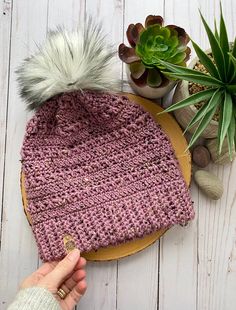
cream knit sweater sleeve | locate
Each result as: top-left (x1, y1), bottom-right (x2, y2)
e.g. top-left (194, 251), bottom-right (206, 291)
top-left (7, 287), bottom-right (61, 310)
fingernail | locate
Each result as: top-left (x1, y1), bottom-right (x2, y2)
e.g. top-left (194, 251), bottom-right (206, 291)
top-left (67, 249), bottom-right (80, 261)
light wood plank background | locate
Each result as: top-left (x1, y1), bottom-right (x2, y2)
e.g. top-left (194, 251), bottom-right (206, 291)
top-left (0, 0), bottom-right (236, 309)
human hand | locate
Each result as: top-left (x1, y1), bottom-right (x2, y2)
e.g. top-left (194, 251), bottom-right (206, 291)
top-left (20, 249), bottom-right (87, 310)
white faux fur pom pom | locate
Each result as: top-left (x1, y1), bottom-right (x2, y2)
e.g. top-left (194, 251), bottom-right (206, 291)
top-left (16, 19), bottom-right (120, 109)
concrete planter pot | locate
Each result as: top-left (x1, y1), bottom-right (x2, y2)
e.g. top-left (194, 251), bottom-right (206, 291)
top-left (172, 50), bottom-right (218, 139)
top-left (126, 65), bottom-right (176, 99)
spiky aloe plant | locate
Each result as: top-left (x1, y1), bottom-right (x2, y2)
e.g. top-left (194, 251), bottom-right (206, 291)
top-left (118, 15), bottom-right (190, 88)
top-left (160, 5), bottom-right (236, 158)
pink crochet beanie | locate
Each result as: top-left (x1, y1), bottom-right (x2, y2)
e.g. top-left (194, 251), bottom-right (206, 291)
top-left (18, 22), bottom-right (194, 262)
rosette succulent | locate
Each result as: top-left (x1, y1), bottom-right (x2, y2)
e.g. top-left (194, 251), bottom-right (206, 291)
top-left (161, 5), bottom-right (236, 158)
top-left (118, 15), bottom-right (191, 88)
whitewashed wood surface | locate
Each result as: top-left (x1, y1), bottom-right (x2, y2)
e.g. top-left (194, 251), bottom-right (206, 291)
top-left (0, 0), bottom-right (236, 309)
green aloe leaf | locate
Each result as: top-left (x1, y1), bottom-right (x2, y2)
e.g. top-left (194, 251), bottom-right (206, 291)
top-left (219, 3), bottom-right (229, 71)
top-left (200, 11), bottom-right (226, 81)
top-left (227, 38), bottom-right (236, 80)
top-left (159, 60), bottom-right (223, 86)
top-left (159, 59), bottom-right (215, 76)
top-left (219, 92), bottom-right (233, 153)
top-left (227, 112), bottom-right (235, 159)
top-left (183, 103), bottom-right (209, 134)
top-left (217, 103), bottom-right (223, 154)
top-left (184, 89), bottom-right (222, 132)
top-left (191, 40), bottom-right (220, 79)
top-left (188, 103), bottom-right (219, 148)
top-left (226, 84), bottom-right (236, 94)
top-left (163, 88), bottom-right (216, 113)
top-left (232, 37), bottom-right (236, 57)
top-left (164, 72), bottom-right (223, 87)
top-left (227, 53), bottom-right (236, 83)
top-left (228, 53), bottom-right (236, 82)
top-left (214, 19), bottom-right (220, 41)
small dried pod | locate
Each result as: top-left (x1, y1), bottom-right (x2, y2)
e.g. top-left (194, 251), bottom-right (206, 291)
top-left (192, 145), bottom-right (211, 168)
top-left (194, 170), bottom-right (223, 200)
top-left (63, 234), bottom-right (77, 253)
top-left (206, 138), bottom-right (236, 165)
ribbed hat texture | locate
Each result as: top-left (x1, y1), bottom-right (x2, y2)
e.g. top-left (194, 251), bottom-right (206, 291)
top-left (21, 91), bottom-right (194, 261)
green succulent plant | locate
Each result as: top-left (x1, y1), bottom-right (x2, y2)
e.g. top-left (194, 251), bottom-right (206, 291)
top-left (160, 4), bottom-right (236, 158)
top-left (118, 15), bottom-right (190, 88)
top-left (136, 24), bottom-right (188, 68)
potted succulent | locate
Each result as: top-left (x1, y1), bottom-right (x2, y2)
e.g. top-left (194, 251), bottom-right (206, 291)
top-left (161, 6), bottom-right (236, 159)
top-left (118, 15), bottom-right (191, 99)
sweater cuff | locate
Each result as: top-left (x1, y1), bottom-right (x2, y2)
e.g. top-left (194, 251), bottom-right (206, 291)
top-left (7, 287), bottom-right (61, 310)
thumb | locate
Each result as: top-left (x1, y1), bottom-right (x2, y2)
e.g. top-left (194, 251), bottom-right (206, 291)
top-left (43, 249), bottom-right (81, 287)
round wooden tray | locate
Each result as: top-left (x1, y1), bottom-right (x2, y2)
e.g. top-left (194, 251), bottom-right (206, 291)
top-left (21, 93), bottom-right (191, 261)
